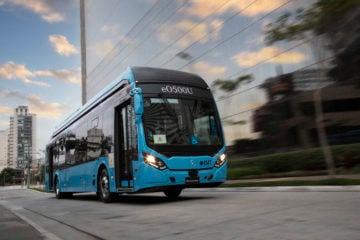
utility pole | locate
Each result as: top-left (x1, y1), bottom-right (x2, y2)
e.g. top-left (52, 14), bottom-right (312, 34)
top-left (80, 0), bottom-right (87, 105)
top-left (26, 153), bottom-right (31, 189)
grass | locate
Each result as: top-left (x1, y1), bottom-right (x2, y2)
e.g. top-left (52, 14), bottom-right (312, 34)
top-left (220, 178), bottom-right (360, 188)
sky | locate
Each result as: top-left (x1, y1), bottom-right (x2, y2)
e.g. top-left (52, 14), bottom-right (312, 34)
top-left (0, 0), bottom-right (81, 151)
top-left (0, 0), bottom-right (317, 152)
top-left (82, 0), bottom-right (315, 143)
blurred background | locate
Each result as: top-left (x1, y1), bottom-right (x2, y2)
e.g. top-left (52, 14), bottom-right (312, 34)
top-left (81, 0), bottom-right (360, 178)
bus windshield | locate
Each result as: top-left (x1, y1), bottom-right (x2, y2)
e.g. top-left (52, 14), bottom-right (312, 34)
top-left (143, 97), bottom-right (222, 146)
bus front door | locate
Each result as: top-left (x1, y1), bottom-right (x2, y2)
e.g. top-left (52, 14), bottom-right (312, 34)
top-left (115, 102), bottom-right (135, 189)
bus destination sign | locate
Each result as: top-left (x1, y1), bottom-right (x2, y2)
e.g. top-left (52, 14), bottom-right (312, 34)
top-left (161, 85), bottom-right (194, 95)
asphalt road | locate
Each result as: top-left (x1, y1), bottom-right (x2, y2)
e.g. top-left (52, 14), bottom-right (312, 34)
top-left (1, 186), bottom-right (360, 240)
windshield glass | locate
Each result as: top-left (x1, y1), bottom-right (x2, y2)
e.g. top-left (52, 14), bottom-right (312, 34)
top-left (143, 97), bottom-right (222, 146)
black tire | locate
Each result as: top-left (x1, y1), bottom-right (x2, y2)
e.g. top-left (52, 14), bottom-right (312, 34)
top-left (164, 187), bottom-right (182, 199)
top-left (54, 178), bottom-right (63, 199)
top-left (98, 168), bottom-right (114, 203)
top-left (63, 192), bottom-right (73, 198)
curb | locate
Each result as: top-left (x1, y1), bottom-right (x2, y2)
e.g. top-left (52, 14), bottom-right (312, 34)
top-left (187, 185), bottom-right (360, 192)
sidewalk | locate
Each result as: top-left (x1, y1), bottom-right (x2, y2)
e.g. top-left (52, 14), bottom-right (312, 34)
top-left (0, 205), bottom-right (43, 240)
top-left (226, 174), bottom-right (360, 184)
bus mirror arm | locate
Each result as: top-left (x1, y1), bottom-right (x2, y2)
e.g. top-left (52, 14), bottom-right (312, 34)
top-left (130, 87), bottom-right (143, 115)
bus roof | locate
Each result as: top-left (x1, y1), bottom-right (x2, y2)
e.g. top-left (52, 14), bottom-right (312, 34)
top-left (51, 67), bottom-right (209, 139)
top-left (131, 67), bottom-right (209, 89)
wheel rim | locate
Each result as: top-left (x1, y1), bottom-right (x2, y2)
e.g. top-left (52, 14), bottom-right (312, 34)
top-left (55, 180), bottom-right (60, 196)
top-left (100, 172), bottom-right (109, 198)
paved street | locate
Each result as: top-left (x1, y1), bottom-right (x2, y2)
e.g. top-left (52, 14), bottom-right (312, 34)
top-left (0, 204), bottom-right (44, 240)
top-left (1, 186), bottom-right (360, 240)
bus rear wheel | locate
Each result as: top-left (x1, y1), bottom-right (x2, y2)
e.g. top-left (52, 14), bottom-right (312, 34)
top-left (164, 187), bottom-right (182, 199)
top-left (55, 178), bottom-right (63, 199)
top-left (98, 168), bottom-right (114, 203)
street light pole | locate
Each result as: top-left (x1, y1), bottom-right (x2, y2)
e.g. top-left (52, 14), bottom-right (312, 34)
top-left (26, 153), bottom-right (31, 189)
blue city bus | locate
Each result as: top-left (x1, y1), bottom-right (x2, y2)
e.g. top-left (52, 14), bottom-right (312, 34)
top-left (45, 67), bottom-right (227, 202)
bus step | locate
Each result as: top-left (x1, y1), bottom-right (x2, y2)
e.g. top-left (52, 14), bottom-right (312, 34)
top-left (117, 187), bottom-right (133, 192)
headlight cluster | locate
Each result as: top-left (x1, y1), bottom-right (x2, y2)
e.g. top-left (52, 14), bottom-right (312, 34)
top-left (215, 153), bottom-right (226, 168)
top-left (144, 154), bottom-right (167, 170)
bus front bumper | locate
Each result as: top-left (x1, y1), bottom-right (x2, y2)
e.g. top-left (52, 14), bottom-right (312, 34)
top-left (133, 164), bottom-right (227, 192)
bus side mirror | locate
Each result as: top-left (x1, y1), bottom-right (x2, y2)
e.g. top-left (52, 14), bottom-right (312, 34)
top-left (130, 87), bottom-right (143, 115)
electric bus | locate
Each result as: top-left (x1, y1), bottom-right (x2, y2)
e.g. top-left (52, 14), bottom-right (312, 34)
top-left (45, 67), bottom-right (227, 202)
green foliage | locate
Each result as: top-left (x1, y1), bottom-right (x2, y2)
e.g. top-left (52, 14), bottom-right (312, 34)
top-left (228, 143), bottom-right (360, 178)
top-left (212, 74), bottom-right (253, 93)
top-left (0, 168), bottom-right (15, 186)
top-left (265, 0), bottom-right (360, 44)
top-left (228, 167), bottom-right (267, 179)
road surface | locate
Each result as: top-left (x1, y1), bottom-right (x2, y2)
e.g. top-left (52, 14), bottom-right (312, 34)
top-left (1, 186), bottom-right (360, 240)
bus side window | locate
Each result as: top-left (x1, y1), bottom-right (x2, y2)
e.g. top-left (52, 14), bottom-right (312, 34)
top-left (53, 142), bottom-right (59, 167)
top-left (65, 133), bottom-right (76, 165)
top-left (74, 121), bottom-right (87, 163)
top-left (87, 115), bottom-right (104, 161)
top-left (57, 137), bottom-right (66, 167)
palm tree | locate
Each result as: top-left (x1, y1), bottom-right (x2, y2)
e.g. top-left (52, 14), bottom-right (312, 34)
top-left (212, 74), bottom-right (253, 96)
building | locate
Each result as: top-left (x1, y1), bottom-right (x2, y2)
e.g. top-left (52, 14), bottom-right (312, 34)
top-left (253, 70), bottom-right (360, 149)
top-left (0, 129), bottom-right (9, 172)
top-left (7, 106), bottom-right (37, 169)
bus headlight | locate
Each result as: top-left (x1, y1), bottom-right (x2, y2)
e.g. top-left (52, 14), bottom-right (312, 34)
top-left (215, 153), bottom-right (226, 168)
top-left (144, 154), bottom-right (167, 170)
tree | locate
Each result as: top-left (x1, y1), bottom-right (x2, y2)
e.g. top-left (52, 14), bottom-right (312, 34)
top-left (266, 0), bottom-right (360, 86)
top-left (263, 0), bottom-right (360, 175)
top-left (212, 74), bottom-right (253, 95)
top-left (0, 168), bottom-right (15, 186)
top-left (265, 0), bottom-right (360, 47)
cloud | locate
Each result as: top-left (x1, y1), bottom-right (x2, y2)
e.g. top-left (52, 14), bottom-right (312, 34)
top-left (49, 34), bottom-right (78, 56)
top-left (0, 119), bottom-right (9, 128)
top-left (42, 12), bottom-right (64, 23)
top-left (0, 61), bottom-right (49, 87)
top-left (158, 19), bottom-right (223, 48)
top-left (232, 46), bottom-right (307, 67)
top-left (193, 61), bottom-right (227, 76)
top-left (0, 105), bottom-right (12, 114)
top-left (0, 89), bottom-right (68, 119)
top-left (191, 61), bottom-right (227, 82)
top-left (4, 0), bottom-right (65, 23)
top-left (184, 0), bottom-right (287, 18)
top-left (35, 68), bottom-right (81, 85)
top-left (100, 24), bottom-right (119, 35)
top-left (27, 94), bottom-right (67, 119)
top-left (0, 89), bottom-right (22, 99)
top-left (0, 61), bottom-right (80, 86)
top-left (92, 39), bottom-right (115, 58)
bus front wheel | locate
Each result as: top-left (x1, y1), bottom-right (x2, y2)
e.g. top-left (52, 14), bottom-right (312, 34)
top-left (98, 168), bottom-right (114, 203)
top-left (164, 187), bottom-right (182, 199)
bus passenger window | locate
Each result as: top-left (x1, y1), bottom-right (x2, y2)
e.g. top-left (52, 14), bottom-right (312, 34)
top-left (65, 133), bottom-right (76, 165)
